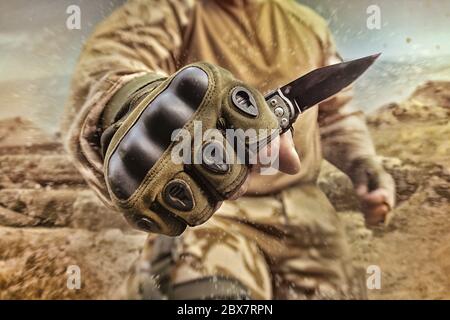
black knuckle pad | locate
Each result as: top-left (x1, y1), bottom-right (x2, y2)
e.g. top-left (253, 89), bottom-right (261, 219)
top-left (157, 173), bottom-right (216, 227)
top-left (193, 135), bottom-right (249, 199)
top-left (171, 66), bottom-right (210, 106)
top-left (223, 83), bottom-right (279, 145)
top-left (107, 151), bottom-right (140, 200)
top-left (107, 123), bottom-right (163, 200)
top-left (125, 209), bottom-right (187, 237)
top-left (223, 85), bottom-right (262, 130)
top-left (163, 179), bottom-right (195, 211)
top-left (231, 86), bottom-right (259, 118)
top-left (202, 140), bottom-right (230, 174)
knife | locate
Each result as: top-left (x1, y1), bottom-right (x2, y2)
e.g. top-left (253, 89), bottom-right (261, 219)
top-left (262, 53), bottom-right (380, 133)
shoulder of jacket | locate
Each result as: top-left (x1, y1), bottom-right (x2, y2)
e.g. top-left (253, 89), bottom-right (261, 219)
top-left (127, 0), bottom-right (195, 11)
top-left (92, 0), bottom-right (196, 34)
top-left (276, 0), bottom-right (331, 44)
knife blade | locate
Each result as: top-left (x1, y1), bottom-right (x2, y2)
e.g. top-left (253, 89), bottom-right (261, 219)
top-left (264, 53), bottom-right (380, 132)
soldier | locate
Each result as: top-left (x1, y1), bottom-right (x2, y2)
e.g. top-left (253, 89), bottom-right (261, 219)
top-left (63, 0), bottom-right (395, 299)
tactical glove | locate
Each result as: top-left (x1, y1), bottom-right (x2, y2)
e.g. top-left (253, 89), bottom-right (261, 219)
top-left (101, 63), bottom-right (279, 236)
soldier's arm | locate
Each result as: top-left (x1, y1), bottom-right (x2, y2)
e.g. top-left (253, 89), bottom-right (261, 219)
top-left (287, 2), bottom-right (381, 182)
top-left (63, 0), bottom-right (299, 235)
top-left (318, 31), bottom-right (395, 225)
top-left (62, 0), bottom-right (193, 206)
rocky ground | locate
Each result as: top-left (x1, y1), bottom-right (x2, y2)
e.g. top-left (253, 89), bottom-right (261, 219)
top-left (0, 81), bottom-right (449, 299)
top-left (365, 81), bottom-right (450, 299)
top-left (0, 118), bottom-right (146, 299)
top-left (320, 81), bottom-right (450, 299)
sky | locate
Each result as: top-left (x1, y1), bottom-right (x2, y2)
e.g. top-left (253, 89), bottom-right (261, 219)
top-left (303, 0), bottom-right (450, 59)
top-left (0, 0), bottom-right (449, 130)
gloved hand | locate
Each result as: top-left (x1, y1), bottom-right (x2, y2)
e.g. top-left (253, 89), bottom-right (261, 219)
top-left (100, 62), bottom-right (287, 236)
top-left (348, 157), bottom-right (396, 226)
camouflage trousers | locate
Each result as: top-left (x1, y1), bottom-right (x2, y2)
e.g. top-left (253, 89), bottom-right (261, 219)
top-left (117, 183), bottom-right (367, 300)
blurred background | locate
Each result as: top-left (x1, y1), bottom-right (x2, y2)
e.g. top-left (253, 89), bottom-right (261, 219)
top-left (0, 0), bottom-right (449, 300)
top-left (0, 0), bottom-right (449, 132)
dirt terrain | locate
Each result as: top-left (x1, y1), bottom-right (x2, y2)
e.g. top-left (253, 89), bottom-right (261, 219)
top-left (0, 118), bottom-right (146, 299)
top-left (0, 81), bottom-right (449, 299)
top-left (320, 81), bottom-right (450, 299)
top-left (367, 81), bottom-right (450, 299)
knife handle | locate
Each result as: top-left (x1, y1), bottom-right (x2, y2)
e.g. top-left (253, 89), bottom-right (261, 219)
top-left (265, 90), bottom-right (298, 134)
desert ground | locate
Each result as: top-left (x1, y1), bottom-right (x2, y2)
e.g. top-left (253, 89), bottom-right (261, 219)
top-left (0, 81), bottom-right (449, 299)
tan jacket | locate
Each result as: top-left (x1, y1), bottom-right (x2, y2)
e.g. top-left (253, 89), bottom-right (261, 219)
top-left (63, 0), bottom-right (376, 207)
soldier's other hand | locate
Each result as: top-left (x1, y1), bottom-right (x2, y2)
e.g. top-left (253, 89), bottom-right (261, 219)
top-left (349, 157), bottom-right (396, 227)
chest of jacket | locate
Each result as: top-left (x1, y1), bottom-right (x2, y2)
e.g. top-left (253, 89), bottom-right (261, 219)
top-left (177, 0), bottom-right (325, 187)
